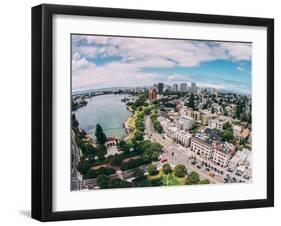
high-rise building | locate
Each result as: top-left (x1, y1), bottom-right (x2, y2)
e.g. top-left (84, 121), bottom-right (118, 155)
top-left (158, 83), bottom-right (164, 94)
top-left (190, 82), bottom-right (197, 93)
top-left (172, 83), bottom-right (178, 92)
top-left (149, 88), bottom-right (158, 101)
top-left (180, 83), bottom-right (187, 92)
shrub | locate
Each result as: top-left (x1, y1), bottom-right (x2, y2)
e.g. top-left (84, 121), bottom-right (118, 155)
top-left (147, 164), bottom-right (158, 176)
top-left (162, 163), bottom-right (172, 175)
top-left (174, 164), bottom-right (187, 178)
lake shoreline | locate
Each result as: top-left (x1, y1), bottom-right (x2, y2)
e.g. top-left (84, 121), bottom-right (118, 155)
top-left (72, 94), bottom-right (133, 141)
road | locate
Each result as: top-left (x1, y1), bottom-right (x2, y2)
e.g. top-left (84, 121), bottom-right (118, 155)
top-left (71, 131), bottom-right (83, 190)
top-left (144, 116), bottom-right (223, 183)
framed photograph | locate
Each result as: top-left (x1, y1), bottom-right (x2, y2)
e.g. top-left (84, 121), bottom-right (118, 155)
top-left (32, 4), bottom-right (274, 221)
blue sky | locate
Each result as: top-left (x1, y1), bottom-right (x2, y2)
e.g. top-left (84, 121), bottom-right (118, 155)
top-left (72, 35), bottom-right (252, 94)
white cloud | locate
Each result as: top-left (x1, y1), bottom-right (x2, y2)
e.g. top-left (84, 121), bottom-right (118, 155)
top-left (237, 66), bottom-right (245, 71)
top-left (220, 42), bottom-right (252, 61)
top-left (72, 35), bottom-right (252, 92)
top-left (73, 35), bottom-right (251, 67)
top-left (72, 52), bottom-right (95, 71)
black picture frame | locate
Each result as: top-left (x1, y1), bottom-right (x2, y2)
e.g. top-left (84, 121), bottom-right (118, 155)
top-left (31, 4), bottom-right (274, 222)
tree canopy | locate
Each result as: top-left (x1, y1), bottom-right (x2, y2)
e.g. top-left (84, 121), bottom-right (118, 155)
top-left (147, 164), bottom-right (158, 176)
top-left (174, 164), bottom-right (187, 178)
top-left (95, 124), bottom-right (107, 145)
top-left (96, 175), bottom-right (109, 189)
top-left (162, 163), bottom-right (172, 175)
top-left (186, 171), bottom-right (200, 185)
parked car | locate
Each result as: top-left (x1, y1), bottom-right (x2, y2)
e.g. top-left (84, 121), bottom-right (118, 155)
top-left (196, 165), bottom-right (201, 169)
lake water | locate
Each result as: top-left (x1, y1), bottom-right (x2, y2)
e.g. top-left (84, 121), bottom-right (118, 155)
top-left (73, 94), bottom-right (132, 139)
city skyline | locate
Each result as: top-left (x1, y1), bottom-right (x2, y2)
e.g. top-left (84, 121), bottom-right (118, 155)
top-left (72, 35), bottom-right (252, 94)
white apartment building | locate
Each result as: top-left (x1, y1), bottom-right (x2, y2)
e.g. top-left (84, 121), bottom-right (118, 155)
top-left (179, 115), bottom-right (195, 130)
top-left (159, 116), bottom-right (192, 147)
top-left (233, 125), bottom-right (243, 137)
top-left (174, 131), bottom-right (192, 147)
top-left (190, 135), bottom-right (213, 160)
top-left (208, 116), bottom-right (232, 130)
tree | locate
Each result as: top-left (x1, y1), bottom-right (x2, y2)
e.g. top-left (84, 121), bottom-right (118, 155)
top-left (79, 142), bottom-right (96, 157)
top-left (153, 120), bottom-right (163, 133)
top-left (198, 179), bottom-right (210, 184)
top-left (142, 150), bottom-right (152, 163)
top-left (118, 140), bottom-right (130, 153)
top-left (174, 164), bottom-right (187, 178)
top-left (151, 151), bottom-right (159, 161)
top-left (162, 163), bottom-right (172, 175)
top-left (222, 128), bottom-right (233, 142)
top-left (144, 107), bottom-right (151, 115)
top-left (187, 93), bottom-right (195, 109)
top-left (96, 144), bottom-right (107, 160)
top-left (186, 171), bottom-right (200, 185)
top-left (134, 130), bottom-right (143, 141)
top-left (135, 118), bottom-right (145, 131)
top-left (95, 124), bottom-right (107, 145)
top-left (108, 178), bottom-right (123, 188)
top-left (120, 158), bottom-right (144, 171)
top-left (77, 159), bottom-right (92, 175)
top-left (147, 164), bottom-right (158, 176)
top-left (236, 101), bottom-right (244, 120)
top-left (133, 168), bottom-right (145, 179)
top-left (96, 175), bottom-right (109, 189)
top-left (240, 138), bottom-right (247, 146)
top-left (111, 155), bottom-right (123, 166)
top-left (72, 113), bottom-right (79, 128)
top-left (223, 122), bottom-right (232, 130)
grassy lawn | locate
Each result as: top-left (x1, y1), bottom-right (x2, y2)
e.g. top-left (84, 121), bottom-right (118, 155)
top-left (162, 172), bottom-right (186, 186)
top-left (147, 170), bottom-right (186, 186)
top-left (127, 114), bottom-right (136, 129)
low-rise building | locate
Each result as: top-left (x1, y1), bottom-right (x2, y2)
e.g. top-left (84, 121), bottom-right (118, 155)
top-left (233, 125), bottom-right (243, 137)
top-left (190, 128), bottom-right (235, 174)
top-left (212, 142), bottom-right (236, 168)
top-left (173, 130), bottom-right (192, 147)
top-left (199, 109), bottom-right (214, 126)
top-left (190, 133), bottom-right (213, 160)
top-left (208, 116), bottom-right (232, 130)
top-left (185, 108), bottom-right (201, 121)
top-left (179, 115), bottom-right (195, 130)
top-left (227, 148), bottom-right (251, 173)
top-left (148, 88), bottom-right (157, 101)
top-left (241, 128), bottom-right (250, 139)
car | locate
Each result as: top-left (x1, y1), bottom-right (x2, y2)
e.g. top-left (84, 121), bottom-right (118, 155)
top-left (235, 172), bottom-right (242, 176)
top-left (161, 158), bottom-right (168, 163)
top-left (243, 174), bottom-right (250, 180)
top-left (205, 168), bottom-right (210, 171)
top-left (191, 161), bottom-right (197, 165)
top-left (196, 165), bottom-right (201, 169)
top-left (208, 172), bottom-right (215, 177)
